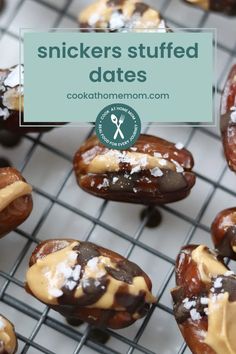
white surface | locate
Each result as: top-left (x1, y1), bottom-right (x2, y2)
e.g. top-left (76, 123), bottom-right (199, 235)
top-left (0, 1), bottom-right (236, 354)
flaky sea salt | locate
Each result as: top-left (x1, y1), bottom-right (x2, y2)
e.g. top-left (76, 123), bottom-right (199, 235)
top-left (158, 19), bottom-right (167, 33)
top-left (49, 288), bottom-right (63, 298)
top-left (139, 156), bottom-right (148, 167)
top-left (154, 152), bottom-right (162, 158)
top-left (231, 111), bottom-right (236, 123)
top-left (97, 178), bottom-right (109, 189)
top-left (190, 308), bottom-right (202, 321)
top-left (214, 277), bottom-right (223, 288)
top-left (109, 12), bottom-right (125, 29)
top-left (88, 13), bottom-right (100, 26)
top-left (57, 262), bottom-right (73, 279)
top-left (65, 280), bottom-right (77, 291)
top-left (0, 107), bottom-right (10, 120)
top-left (204, 308), bottom-right (209, 316)
top-left (172, 160), bottom-right (184, 173)
top-left (200, 297), bottom-right (209, 305)
top-left (183, 299), bottom-right (196, 310)
top-left (150, 167), bottom-right (163, 177)
top-left (4, 65), bottom-right (24, 87)
top-left (86, 257), bottom-right (106, 278)
top-left (131, 165), bottom-right (141, 174)
top-left (112, 177), bottom-right (119, 184)
top-left (159, 159), bottom-right (168, 166)
top-left (175, 142), bottom-right (184, 150)
top-left (72, 264), bottom-right (81, 281)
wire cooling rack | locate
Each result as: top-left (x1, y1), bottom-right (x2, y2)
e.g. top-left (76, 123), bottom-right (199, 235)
top-left (0, 0), bottom-right (236, 353)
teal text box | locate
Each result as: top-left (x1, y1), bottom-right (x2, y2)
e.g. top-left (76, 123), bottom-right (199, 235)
top-left (24, 31), bottom-right (214, 124)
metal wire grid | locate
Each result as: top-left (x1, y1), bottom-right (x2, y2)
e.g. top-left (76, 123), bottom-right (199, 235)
top-left (0, 0), bottom-right (235, 353)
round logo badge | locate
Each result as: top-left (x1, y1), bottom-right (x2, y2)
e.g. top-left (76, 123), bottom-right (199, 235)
top-left (95, 103), bottom-right (141, 150)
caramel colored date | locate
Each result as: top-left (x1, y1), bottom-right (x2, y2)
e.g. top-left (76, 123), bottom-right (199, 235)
top-left (221, 65), bottom-right (236, 171)
top-left (183, 0), bottom-right (236, 15)
top-left (79, 0), bottom-right (168, 32)
top-left (211, 207), bottom-right (236, 260)
top-left (0, 315), bottom-right (18, 354)
top-left (0, 167), bottom-right (33, 238)
top-left (73, 134), bottom-right (195, 205)
top-left (26, 239), bottom-right (156, 329)
top-left (171, 244), bottom-right (236, 354)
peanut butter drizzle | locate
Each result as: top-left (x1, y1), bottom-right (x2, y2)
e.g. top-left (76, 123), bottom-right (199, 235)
top-left (3, 87), bottom-right (24, 111)
top-left (87, 151), bottom-right (174, 174)
top-left (79, 0), bottom-right (162, 29)
top-left (27, 243), bottom-right (156, 309)
top-left (186, 0), bottom-right (209, 11)
top-left (204, 292), bottom-right (236, 354)
top-left (0, 316), bottom-right (17, 354)
top-left (0, 181), bottom-right (32, 213)
top-left (26, 242), bottom-right (79, 305)
top-left (191, 245), bottom-right (228, 283)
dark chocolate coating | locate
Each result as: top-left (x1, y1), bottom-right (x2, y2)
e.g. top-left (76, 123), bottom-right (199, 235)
top-left (211, 207), bottom-right (236, 260)
top-left (220, 65), bottom-right (236, 171)
top-left (73, 134), bottom-right (195, 205)
top-left (26, 239), bottom-right (155, 329)
top-left (0, 167), bottom-right (33, 238)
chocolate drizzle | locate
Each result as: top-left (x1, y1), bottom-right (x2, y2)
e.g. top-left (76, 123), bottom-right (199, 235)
top-left (56, 241), bottom-right (150, 313)
top-left (133, 3), bottom-right (149, 15)
top-left (210, 0), bottom-right (236, 15)
top-left (73, 242), bottom-right (100, 266)
top-left (107, 0), bottom-right (125, 6)
top-left (171, 287), bottom-right (208, 324)
top-left (105, 259), bottom-right (142, 284)
top-left (211, 275), bottom-right (236, 302)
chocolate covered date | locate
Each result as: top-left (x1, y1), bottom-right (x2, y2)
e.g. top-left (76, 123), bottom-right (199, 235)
top-left (221, 65), bottom-right (236, 171)
top-left (0, 167), bottom-right (33, 238)
top-left (171, 244), bottom-right (236, 354)
top-left (79, 0), bottom-right (168, 32)
top-left (0, 315), bottom-right (18, 354)
top-left (211, 207), bottom-right (236, 260)
top-left (183, 0), bottom-right (236, 15)
top-left (26, 239), bottom-right (156, 329)
top-left (73, 134), bottom-right (195, 205)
